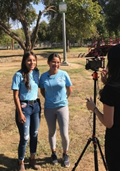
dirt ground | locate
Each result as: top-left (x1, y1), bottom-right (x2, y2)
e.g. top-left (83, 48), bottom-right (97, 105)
top-left (0, 51), bottom-right (107, 171)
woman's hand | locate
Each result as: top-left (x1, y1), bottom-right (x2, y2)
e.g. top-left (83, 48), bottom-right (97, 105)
top-left (86, 97), bottom-right (96, 112)
top-left (18, 113), bottom-right (26, 123)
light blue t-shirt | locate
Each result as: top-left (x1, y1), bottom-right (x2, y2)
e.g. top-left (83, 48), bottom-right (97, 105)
top-left (11, 70), bottom-right (40, 101)
top-left (39, 69), bottom-right (72, 108)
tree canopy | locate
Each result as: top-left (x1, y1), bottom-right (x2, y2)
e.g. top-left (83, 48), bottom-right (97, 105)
top-left (42, 0), bottom-right (102, 43)
top-left (97, 0), bottom-right (120, 33)
top-left (0, 0), bottom-right (54, 52)
top-left (0, 0), bottom-right (120, 52)
top-left (41, 0), bottom-right (119, 45)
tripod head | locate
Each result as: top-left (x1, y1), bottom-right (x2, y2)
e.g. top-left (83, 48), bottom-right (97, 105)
top-left (92, 70), bottom-right (99, 81)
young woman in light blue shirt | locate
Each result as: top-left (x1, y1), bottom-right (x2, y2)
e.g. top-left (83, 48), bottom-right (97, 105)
top-left (11, 52), bottom-right (41, 171)
top-left (39, 53), bottom-right (72, 168)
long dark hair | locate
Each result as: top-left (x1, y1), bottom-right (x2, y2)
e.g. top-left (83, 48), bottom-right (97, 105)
top-left (21, 51), bottom-right (38, 90)
top-left (99, 44), bottom-right (120, 98)
top-left (106, 43), bottom-right (120, 84)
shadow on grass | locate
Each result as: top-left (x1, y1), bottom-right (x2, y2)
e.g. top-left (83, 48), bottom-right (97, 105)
top-left (36, 156), bottom-right (51, 165)
top-left (0, 154), bottom-right (63, 170)
top-left (37, 157), bottom-right (64, 167)
top-left (0, 154), bottom-right (17, 171)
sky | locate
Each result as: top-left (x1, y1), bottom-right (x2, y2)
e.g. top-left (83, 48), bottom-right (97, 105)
top-left (32, 3), bottom-right (48, 22)
top-left (11, 2), bottom-right (48, 29)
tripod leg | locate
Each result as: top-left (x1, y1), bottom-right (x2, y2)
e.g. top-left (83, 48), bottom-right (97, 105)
top-left (93, 137), bottom-right (99, 171)
top-left (96, 138), bottom-right (109, 171)
top-left (72, 138), bottom-right (92, 171)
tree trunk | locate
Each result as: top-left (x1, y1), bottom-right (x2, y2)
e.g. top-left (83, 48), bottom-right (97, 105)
top-left (11, 39), bottom-right (14, 50)
top-left (67, 40), bottom-right (70, 52)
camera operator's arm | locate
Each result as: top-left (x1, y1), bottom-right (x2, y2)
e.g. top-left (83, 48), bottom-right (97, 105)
top-left (86, 97), bottom-right (114, 128)
top-left (101, 69), bottom-right (108, 84)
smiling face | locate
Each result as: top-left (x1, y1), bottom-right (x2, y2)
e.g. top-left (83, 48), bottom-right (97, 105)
top-left (48, 56), bottom-right (61, 74)
top-left (25, 54), bottom-right (37, 72)
top-left (21, 52), bottom-right (38, 73)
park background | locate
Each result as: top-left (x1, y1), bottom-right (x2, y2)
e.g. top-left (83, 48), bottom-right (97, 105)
top-left (0, 47), bottom-right (107, 171)
top-left (0, 0), bottom-right (120, 170)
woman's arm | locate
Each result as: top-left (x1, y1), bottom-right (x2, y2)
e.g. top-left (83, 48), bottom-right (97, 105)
top-left (13, 90), bottom-right (26, 123)
top-left (86, 97), bottom-right (114, 128)
top-left (40, 88), bottom-right (45, 98)
top-left (66, 86), bottom-right (72, 98)
top-left (94, 104), bottom-right (114, 128)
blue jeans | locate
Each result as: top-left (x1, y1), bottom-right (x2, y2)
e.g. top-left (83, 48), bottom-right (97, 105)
top-left (16, 101), bottom-right (41, 160)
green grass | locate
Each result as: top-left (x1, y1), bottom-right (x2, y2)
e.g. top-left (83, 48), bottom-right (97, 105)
top-left (0, 49), bottom-right (106, 171)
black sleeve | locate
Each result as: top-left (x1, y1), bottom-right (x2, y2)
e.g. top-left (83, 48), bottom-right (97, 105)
top-left (100, 85), bottom-right (115, 106)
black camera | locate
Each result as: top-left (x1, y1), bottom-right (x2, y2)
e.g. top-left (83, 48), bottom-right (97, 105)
top-left (85, 57), bottom-right (105, 71)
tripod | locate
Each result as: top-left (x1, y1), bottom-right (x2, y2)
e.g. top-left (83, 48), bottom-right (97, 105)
top-left (72, 71), bottom-right (108, 171)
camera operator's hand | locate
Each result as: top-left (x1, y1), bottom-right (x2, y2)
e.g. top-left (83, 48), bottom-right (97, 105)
top-left (101, 69), bottom-right (108, 84)
top-left (86, 97), bottom-right (96, 112)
